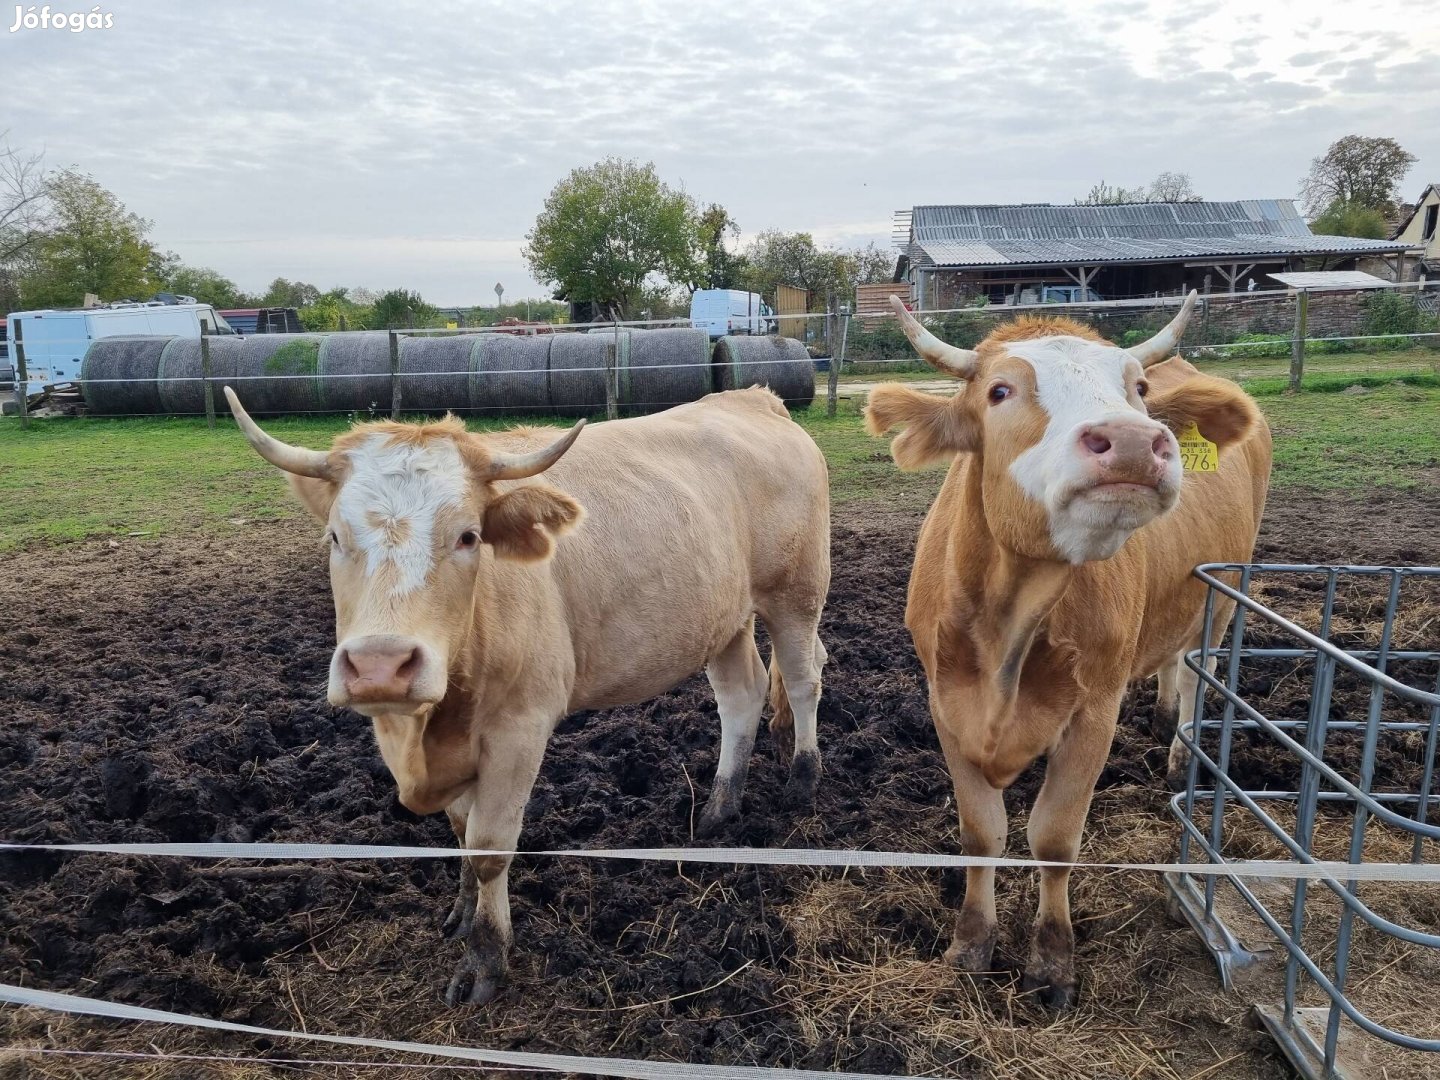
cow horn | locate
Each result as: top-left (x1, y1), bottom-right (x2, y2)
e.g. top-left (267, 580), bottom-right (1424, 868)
top-left (223, 387), bottom-right (334, 480)
top-left (1127, 290), bottom-right (1198, 369)
top-left (485, 419), bottom-right (586, 481)
top-left (889, 294), bottom-right (977, 378)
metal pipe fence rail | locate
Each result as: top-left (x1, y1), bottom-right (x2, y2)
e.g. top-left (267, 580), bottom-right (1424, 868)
top-left (1168, 563), bottom-right (1440, 1080)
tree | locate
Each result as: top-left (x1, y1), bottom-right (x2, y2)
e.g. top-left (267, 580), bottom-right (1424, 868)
top-left (524, 158), bottom-right (702, 319)
top-left (0, 135), bottom-right (49, 310)
top-left (259, 277), bottom-right (321, 309)
top-left (20, 169), bottom-right (157, 307)
top-left (1077, 173), bottom-right (1202, 205)
top-left (370, 288), bottom-right (437, 330)
top-left (1300, 135), bottom-right (1416, 218)
top-left (157, 261), bottom-right (252, 308)
top-left (740, 232), bottom-right (893, 310)
top-left (1309, 199), bottom-right (1389, 239)
top-left (698, 203), bottom-right (742, 289)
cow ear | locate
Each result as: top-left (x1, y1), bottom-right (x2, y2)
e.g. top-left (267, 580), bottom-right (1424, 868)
top-left (864, 384), bottom-right (979, 470)
top-left (1146, 376), bottom-right (1262, 450)
top-left (482, 484), bottom-right (585, 562)
top-left (288, 474), bottom-right (338, 522)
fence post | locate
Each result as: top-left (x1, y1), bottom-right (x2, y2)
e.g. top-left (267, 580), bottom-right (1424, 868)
top-left (12, 318), bottom-right (28, 430)
top-left (604, 341), bottom-right (618, 420)
top-left (200, 331), bottom-right (216, 430)
top-left (1288, 288), bottom-right (1309, 393)
top-left (389, 330), bottom-right (402, 419)
top-left (827, 309), bottom-right (850, 418)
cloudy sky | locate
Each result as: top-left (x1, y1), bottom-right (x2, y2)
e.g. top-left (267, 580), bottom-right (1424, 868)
top-left (4, 0), bottom-right (1438, 305)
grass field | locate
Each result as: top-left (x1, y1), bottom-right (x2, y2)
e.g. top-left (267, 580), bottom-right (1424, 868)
top-left (3, 369), bottom-right (1438, 550)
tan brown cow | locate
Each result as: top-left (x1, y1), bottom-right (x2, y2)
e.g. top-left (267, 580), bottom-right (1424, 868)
top-left (866, 292), bottom-right (1270, 1006)
top-left (224, 385), bottom-right (830, 1006)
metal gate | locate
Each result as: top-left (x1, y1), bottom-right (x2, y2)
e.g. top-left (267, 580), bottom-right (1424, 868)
top-left (1167, 563), bottom-right (1440, 1079)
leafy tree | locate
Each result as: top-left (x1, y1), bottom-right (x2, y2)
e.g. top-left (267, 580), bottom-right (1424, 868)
top-left (1300, 135), bottom-right (1416, 218)
top-left (259, 277), bottom-right (321, 309)
top-left (740, 232), bottom-right (893, 310)
top-left (370, 288), bottom-right (438, 330)
top-left (20, 168), bottom-right (157, 307)
top-left (524, 158), bottom-right (702, 319)
top-left (299, 287), bottom-right (375, 331)
top-left (1309, 199), bottom-right (1389, 239)
top-left (158, 261), bottom-right (252, 308)
top-left (698, 203), bottom-right (742, 289)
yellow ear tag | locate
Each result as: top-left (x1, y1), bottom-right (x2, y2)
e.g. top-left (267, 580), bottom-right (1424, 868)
top-left (1177, 422), bottom-right (1218, 473)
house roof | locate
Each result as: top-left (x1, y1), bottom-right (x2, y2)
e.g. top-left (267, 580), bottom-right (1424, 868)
top-left (1391, 183), bottom-right (1440, 240)
top-left (901, 200), bottom-right (1418, 270)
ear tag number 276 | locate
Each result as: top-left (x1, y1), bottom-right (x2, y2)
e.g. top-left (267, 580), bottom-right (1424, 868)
top-left (1177, 423), bottom-right (1218, 473)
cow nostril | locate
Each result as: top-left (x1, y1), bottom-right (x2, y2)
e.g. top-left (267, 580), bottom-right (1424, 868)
top-left (396, 649), bottom-right (421, 680)
top-left (1152, 431), bottom-right (1172, 457)
top-left (1081, 430), bottom-right (1112, 456)
top-left (339, 649), bottom-right (360, 682)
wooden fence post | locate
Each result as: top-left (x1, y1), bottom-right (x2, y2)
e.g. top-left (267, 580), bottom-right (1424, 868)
top-left (200, 331), bottom-right (216, 429)
top-left (1288, 288), bottom-right (1309, 393)
top-left (12, 318), bottom-right (28, 429)
top-left (827, 310), bottom-right (850, 418)
top-left (389, 330), bottom-right (402, 419)
top-left (604, 341), bottom-right (619, 420)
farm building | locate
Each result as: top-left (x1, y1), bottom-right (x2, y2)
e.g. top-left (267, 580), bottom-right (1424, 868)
top-left (892, 199), bottom-right (1422, 308)
top-left (1392, 182), bottom-right (1440, 277)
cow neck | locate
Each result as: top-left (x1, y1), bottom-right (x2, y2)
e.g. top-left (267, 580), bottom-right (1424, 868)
top-left (951, 462), bottom-right (1075, 783)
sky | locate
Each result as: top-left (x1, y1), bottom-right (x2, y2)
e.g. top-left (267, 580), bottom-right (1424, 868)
top-left (3, 0), bottom-right (1438, 306)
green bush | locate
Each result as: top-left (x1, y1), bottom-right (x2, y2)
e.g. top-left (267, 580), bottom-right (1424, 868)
top-left (1362, 292), bottom-right (1439, 346)
top-left (264, 338), bottom-right (320, 375)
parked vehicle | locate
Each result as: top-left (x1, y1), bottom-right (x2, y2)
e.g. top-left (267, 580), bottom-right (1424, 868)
top-left (689, 289), bottom-right (776, 339)
top-left (5, 300), bottom-right (237, 398)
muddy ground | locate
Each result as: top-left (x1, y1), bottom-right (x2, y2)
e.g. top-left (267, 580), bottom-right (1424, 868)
top-left (1, 486), bottom-right (1438, 1079)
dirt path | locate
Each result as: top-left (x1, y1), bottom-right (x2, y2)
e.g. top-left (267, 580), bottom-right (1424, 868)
top-left (1, 490), bottom-right (1438, 1078)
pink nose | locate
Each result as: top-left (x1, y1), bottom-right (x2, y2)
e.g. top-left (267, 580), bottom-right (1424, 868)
top-left (1077, 421), bottom-right (1171, 480)
top-left (339, 638), bottom-right (421, 702)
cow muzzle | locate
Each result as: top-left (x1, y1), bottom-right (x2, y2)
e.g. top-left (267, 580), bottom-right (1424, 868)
top-left (329, 634), bottom-right (446, 713)
top-left (1075, 418), bottom-right (1176, 492)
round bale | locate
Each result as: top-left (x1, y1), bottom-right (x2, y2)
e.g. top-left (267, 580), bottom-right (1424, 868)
top-left (157, 336), bottom-right (242, 416)
top-left (712, 335), bottom-right (815, 408)
top-left (80, 336), bottom-right (172, 415)
top-left (234, 334), bottom-right (325, 415)
top-left (317, 332), bottom-right (393, 414)
top-left (546, 331), bottom-right (609, 416)
top-left (624, 327), bottom-right (711, 414)
top-left (470, 332), bottom-right (551, 416)
top-left (399, 334), bottom-right (472, 414)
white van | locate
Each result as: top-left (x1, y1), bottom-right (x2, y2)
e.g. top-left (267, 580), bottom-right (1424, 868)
top-left (689, 289), bottom-right (776, 339)
top-left (7, 302), bottom-right (236, 396)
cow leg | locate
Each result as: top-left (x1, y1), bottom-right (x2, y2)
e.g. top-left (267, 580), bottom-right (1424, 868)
top-left (936, 721), bottom-right (1006, 972)
top-left (1150, 655), bottom-right (1181, 744)
top-left (1167, 648), bottom-right (1218, 791)
top-left (444, 720), bottom-right (549, 1008)
top-left (766, 616), bottom-right (826, 809)
top-left (1022, 703), bottom-right (1115, 1009)
top-left (698, 618), bottom-right (768, 837)
top-left (441, 796), bottom-right (478, 940)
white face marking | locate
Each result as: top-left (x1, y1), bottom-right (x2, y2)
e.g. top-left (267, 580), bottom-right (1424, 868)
top-left (336, 435), bottom-right (469, 595)
top-left (1004, 337), bottom-right (1177, 563)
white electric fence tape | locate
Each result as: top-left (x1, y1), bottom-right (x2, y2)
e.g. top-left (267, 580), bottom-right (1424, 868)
top-left (5, 840), bottom-right (1440, 881)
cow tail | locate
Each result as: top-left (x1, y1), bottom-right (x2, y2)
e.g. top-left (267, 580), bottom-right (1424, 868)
top-left (768, 656), bottom-right (795, 764)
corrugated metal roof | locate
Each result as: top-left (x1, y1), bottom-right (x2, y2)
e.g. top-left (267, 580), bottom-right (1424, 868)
top-left (905, 200), bottom-right (1416, 268)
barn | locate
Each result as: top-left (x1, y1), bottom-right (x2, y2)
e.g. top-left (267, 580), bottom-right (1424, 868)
top-left (1392, 182), bottom-right (1440, 277)
top-left (893, 199), bottom-right (1422, 308)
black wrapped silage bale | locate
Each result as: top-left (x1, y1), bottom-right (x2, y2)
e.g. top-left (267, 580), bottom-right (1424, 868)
top-left (157, 336), bottom-right (242, 415)
top-left (470, 333), bottom-right (551, 415)
top-left (318, 332), bottom-right (392, 414)
top-left (235, 334), bottom-right (325, 415)
top-left (80, 336), bottom-right (172, 415)
top-left (712, 335), bottom-right (815, 409)
top-left (398, 335), bottom-right (473, 414)
top-left (624, 327), bottom-right (711, 414)
top-left (547, 332), bottom-right (609, 416)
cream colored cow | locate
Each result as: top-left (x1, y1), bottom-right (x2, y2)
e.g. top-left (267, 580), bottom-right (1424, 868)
top-left (867, 294), bottom-right (1270, 1006)
top-left (226, 385), bottom-right (830, 1006)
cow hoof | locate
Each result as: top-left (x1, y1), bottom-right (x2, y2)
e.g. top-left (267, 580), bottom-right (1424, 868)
top-left (441, 899), bottom-right (475, 941)
top-left (1165, 746), bottom-right (1192, 793)
top-left (1148, 704), bottom-right (1177, 745)
top-left (445, 953), bottom-right (505, 1008)
top-left (782, 750), bottom-right (820, 810)
top-left (1020, 969), bottom-right (1078, 1010)
top-left (944, 912), bottom-right (998, 972)
top-left (696, 801), bottom-right (739, 839)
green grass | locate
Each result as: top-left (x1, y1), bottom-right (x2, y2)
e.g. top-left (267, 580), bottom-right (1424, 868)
top-left (2, 378), bottom-right (1436, 550)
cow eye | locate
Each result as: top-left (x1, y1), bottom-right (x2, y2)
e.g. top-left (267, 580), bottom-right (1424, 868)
top-left (458, 530), bottom-right (480, 550)
top-left (326, 530), bottom-right (340, 548)
top-left (987, 383), bottom-right (1013, 405)
top-left (1136, 380), bottom-right (1149, 399)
